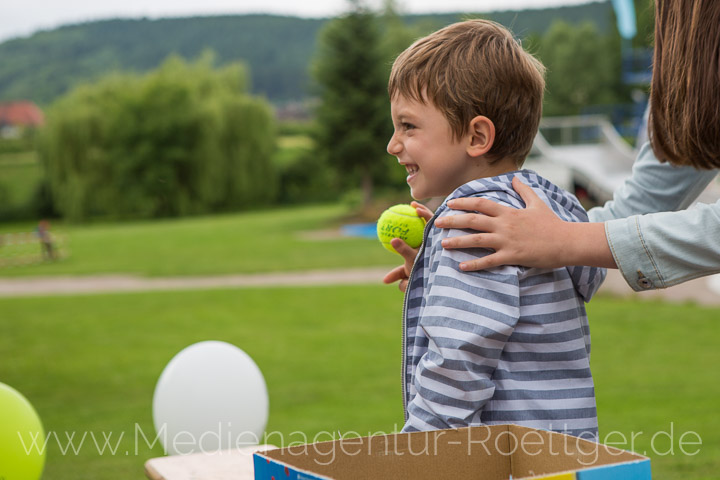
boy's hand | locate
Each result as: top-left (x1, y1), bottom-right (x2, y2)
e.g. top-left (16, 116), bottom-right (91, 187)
top-left (382, 201), bottom-right (433, 292)
top-left (383, 238), bottom-right (419, 292)
top-left (410, 201), bottom-right (434, 223)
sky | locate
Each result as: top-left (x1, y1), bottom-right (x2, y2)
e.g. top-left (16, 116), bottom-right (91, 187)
top-left (1, 0), bottom-right (595, 43)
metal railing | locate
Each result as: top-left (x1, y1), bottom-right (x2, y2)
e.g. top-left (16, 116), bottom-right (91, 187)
top-left (530, 115), bottom-right (636, 203)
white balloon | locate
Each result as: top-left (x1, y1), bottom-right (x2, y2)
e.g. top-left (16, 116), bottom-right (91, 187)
top-left (152, 341), bottom-right (269, 455)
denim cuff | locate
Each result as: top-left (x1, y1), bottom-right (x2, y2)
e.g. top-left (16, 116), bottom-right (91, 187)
top-left (605, 217), bottom-right (664, 291)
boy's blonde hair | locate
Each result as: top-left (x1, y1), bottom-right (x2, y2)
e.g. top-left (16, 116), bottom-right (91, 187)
top-left (389, 19), bottom-right (545, 166)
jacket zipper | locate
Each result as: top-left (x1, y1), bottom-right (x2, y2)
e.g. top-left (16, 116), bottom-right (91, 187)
top-left (401, 210), bottom-right (440, 422)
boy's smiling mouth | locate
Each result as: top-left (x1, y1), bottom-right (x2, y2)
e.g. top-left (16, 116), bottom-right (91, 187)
top-left (404, 164), bottom-right (419, 184)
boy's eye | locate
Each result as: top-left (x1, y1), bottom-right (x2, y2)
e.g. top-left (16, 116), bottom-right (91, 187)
top-left (401, 122), bottom-right (416, 130)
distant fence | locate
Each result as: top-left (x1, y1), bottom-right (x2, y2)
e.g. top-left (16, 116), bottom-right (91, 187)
top-left (0, 230), bottom-right (68, 268)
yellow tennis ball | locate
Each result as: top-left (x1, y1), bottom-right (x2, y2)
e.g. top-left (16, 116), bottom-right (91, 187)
top-left (377, 204), bottom-right (426, 254)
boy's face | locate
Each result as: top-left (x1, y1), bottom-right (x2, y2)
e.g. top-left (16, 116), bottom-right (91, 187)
top-left (387, 94), bottom-right (473, 200)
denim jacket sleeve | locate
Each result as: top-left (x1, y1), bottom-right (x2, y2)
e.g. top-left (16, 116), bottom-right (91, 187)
top-left (588, 142), bottom-right (719, 291)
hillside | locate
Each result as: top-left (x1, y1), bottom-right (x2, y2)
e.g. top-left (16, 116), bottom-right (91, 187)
top-left (0, 3), bottom-right (612, 106)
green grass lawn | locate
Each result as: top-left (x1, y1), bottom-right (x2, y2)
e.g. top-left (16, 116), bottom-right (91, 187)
top-left (1, 288), bottom-right (719, 479)
top-left (0, 204), bottom-right (398, 277)
top-left (0, 286), bottom-right (402, 479)
top-left (589, 298), bottom-right (720, 478)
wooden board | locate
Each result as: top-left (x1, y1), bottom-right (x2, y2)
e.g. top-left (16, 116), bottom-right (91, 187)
top-left (145, 445), bottom-right (277, 480)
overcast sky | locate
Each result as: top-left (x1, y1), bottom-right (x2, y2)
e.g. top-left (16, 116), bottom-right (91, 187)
top-left (1, 0), bottom-right (595, 43)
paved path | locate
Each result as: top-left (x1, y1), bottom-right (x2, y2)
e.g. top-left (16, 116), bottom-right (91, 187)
top-left (1, 267), bottom-right (719, 305)
top-left (0, 268), bottom-right (392, 297)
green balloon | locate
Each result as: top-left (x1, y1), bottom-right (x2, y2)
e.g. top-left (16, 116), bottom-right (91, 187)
top-left (0, 383), bottom-right (46, 480)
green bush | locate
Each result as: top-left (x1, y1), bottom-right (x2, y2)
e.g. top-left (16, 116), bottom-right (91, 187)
top-left (0, 138), bottom-right (35, 155)
top-left (276, 148), bottom-right (338, 204)
top-left (0, 154), bottom-right (51, 221)
top-left (38, 54), bottom-right (277, 222)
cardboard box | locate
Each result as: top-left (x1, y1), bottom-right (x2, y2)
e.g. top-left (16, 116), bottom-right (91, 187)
top-left (254, 424), bottom-right (650, 479)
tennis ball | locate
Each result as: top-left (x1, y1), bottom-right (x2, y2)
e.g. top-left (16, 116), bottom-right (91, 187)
top-left (377, 204), bottom-right (426, 254)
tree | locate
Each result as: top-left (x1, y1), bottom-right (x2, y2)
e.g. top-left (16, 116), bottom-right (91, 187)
top-left (632, 0), bottom-right (655, 49)
top-left (535, 21), bottom-right (624, 116)
top-left (38, 54), bottom-right (276, 221)
top-left (312, 1), bottom-right (391, 208)
top-left (379, 0), bottom-right (424, 75)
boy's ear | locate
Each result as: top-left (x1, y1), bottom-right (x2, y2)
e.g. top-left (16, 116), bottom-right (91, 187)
top-left (466, 116), bottom-right (495, 157)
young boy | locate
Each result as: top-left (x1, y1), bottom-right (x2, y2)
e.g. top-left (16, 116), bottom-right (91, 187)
top-left (385, 20), bottom-right (606, 439)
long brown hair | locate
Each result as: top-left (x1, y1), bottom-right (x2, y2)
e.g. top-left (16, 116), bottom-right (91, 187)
top-left (649, 0), bottom-right (720, 169)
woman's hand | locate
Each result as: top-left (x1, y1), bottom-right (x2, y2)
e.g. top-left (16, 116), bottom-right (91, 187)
top-left (382, 201), bottom-right (433, 292)
top-left (435, 177), bottom-right (582, 271)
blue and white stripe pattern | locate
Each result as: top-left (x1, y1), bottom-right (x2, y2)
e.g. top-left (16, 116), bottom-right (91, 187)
top-left (402, 170), bottom-right (606, 440)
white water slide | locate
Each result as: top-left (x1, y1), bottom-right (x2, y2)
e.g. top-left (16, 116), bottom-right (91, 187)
top-left (526, 115), bottom-right (720, 206)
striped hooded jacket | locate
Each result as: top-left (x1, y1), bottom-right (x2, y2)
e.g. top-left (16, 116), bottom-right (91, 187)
top-left (401, 170), bottom-right (606, 439)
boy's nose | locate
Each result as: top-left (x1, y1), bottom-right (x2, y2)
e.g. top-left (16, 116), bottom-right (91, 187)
top-left (387, 133), bottom-right (401, 155)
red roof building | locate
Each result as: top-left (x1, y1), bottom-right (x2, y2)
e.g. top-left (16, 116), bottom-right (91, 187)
top-left (0, 101), bottom-right (45, 128)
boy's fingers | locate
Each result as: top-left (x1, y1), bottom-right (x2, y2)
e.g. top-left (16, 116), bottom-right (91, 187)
top-left (383, 265), bottom-right (407, 284)
top-left (445, 197), bottom-right (506, 217)
top-left (410, 201), bottom-right (434, 222)
top-left (398, 279), bottom-right (408, 293)
top-left (417, 208), bottom-right (433, 222)
top-left (391, 238), bottom-right (419, 264)
top-left (511, 177), bottom-right (542, 207)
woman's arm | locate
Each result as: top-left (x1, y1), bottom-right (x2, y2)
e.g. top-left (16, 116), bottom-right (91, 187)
top-left (435, 180), bottom-right (614, 270)
top-left (605, 202), bottom-right (720, 290)
top-left (437, 144), bottom-right (720, 290)
top-left (589, 143), bottom-right (716, 222)
top-left (439, 185), bottom-right (720, 290)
